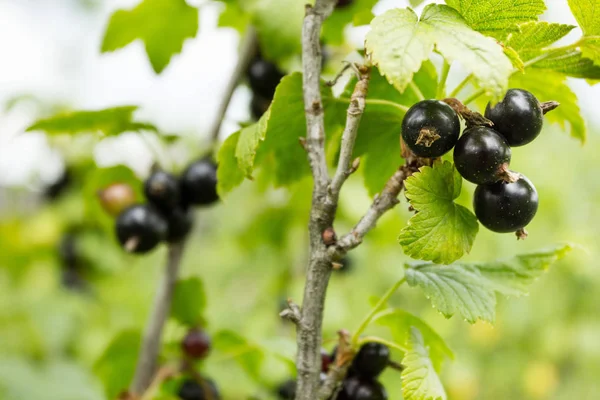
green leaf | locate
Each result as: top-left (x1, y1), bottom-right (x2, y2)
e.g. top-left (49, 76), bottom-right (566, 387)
top-left (579, 36), bottom-right (600, 65)
top-left (218, 1), bottom-right (251, 33)
top-left (445, 0), bottom-right (546, 40)
top-left (171, 277), bottom-right (206, 327)
top-left (505, 22), bottom-right (575, 61)
top-left (398, 161), bottom-right (479, 264)
top-left (93, 330), bottom-right (140, 400)
top-left (568, 0), bottom-right (600, 36)
top-left (366, 5), bottom-right (512, 97)
top-left (242, 0), bottom-right (306, 62)
top-left (510, 70), bottom-right (587, 142)
top-left (405, 244), bottom-right (572, 323)
top-left (374, 309), bottom-right (453, 372)
top-left (217, 131), bottom-right (245, 197)
top-left (26, 106), bottom-right (156, 136)
top-left (322, 0), bottom-right (378, 44)
top-left (101, 0), bottom-right (199, 74)
top-left (401, 327), bottom-right (447, 400)
top-left (236, 111), bottom-right (270, 179)
top-left (213, 330), bottom-right (264, 383)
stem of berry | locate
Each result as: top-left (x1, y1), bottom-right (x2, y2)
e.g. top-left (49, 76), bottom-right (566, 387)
top-left (540, 101), bottom-right (560, 115)
top-left (129, 242), bottom-right (186, 395)
top-left (516, 228), bottom-right (529, 240)
top-left (442, 97), bottom-right (493, 128)
top-left (497, 163), bottom-right (520, 183)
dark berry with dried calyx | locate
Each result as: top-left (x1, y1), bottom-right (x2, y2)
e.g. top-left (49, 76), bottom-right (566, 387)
top-left (144, 170), bottom-right (180, 212)
top-left (115, 204), bottom-right (167, 254)
top-left (276, 379), bottom-right (296, 400)
top-left (182, 328), bottom-right (211, 359)
top-left (484, 89), bottom-right (544, 147)
top-left (180, 159), bottom-right (219, 206)
top-left (402, 100), bottom-right (460, 158)
top-left (351, 342), bottom-right (390, 379)
top-left (453, 126), bottom-right (515, 185)
top-left (474, 174), bottom-right (539, 233)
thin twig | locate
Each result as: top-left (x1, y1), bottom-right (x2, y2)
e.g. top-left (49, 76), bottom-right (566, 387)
top-left (329, 158), bottom-right (424, 259)
top-left (206, 27), bottom-right (258, 149)
top-left (326, 62), bottom-right (353, 86)
top-left (329, 66), bottom-right (371, 201)
top-left (129, 242), bottom-right (186, 396)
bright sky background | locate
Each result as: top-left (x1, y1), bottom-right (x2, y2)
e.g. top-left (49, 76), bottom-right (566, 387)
top-left (0, 0), bottom-right (598, 186)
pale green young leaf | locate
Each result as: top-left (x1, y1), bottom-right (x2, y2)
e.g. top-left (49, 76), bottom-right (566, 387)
top-left (217, 1), bottom-right (250, 33)
top-left (567, 0), bottom-right (600, 36)
top-left (510, 70), bottom-right (586, 142)
top-left (405, 245), bottom-right (572, 323)
top-left (213, 330), bottom-right (264, 382)
top-left (171, 277), bottom-right (206, 327)
top-left (26, 106), bottom-right (156, 136)
top-left (366, 5), bottom-right (511, 97)
top-left (216, 131), bottom-right (244, 197)
top-left (504, 46), bottom-right (524, 72)
top-left (445, 0), bottom-right (546, 40)
top-left (398, 161), bottom-right (479, 264)
top-left (236, 111), bottom-right (270, 178)
top-left (375, 308), bottom-right (454, 372)
top-left (93, 330), bottom-right (140, 400)
top-left (101, 0), bottom-right (199, 74)
top-left (323, 0), bottom-right (378, 44)
top-left (579, 37), bottom-right (600, 65)
top-left (402, 327), bottom-right (447, 400)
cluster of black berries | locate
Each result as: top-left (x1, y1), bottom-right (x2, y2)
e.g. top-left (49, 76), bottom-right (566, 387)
top-left (114, 158), bottom-right (218, 254)
top-left (401, 89), bottom-right (556, 236)
top-left (247, 53), bottom-right (285, 120)
top-left (177, 328), bottom-right (221, 400)
top-left (277, 342), bottom-right (389, 400)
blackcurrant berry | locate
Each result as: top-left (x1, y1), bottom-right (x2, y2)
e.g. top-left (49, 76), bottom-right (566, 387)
top-left (44, 168), bottom-right (71, 200)
top-left (453, 127), bottom-right (512, 185)
top-left (177, 378), bottom-right (220, 400)
top-left (473, 174), bottom-right (539, 233)
top-left (144, 170), bottom-right (180, 212)
top-left (182, 328), bottom-right (211, 359)
top-left (336, 0), bottom-right (354, 8)
top-left (250, 94), bottom-right (271, 120)
top-left (484, 89), bottom-right (543, 147)
top-left (401, 100), bottom-right (460, 158)
top-left (321, 348), bottom-right (332, 372)
top-left (352, 380), bottom-right (387, 400)
top-left (351, 342), bottom-right (389, 379)
top-left (277, 379), bottom-right (296, 400)
top-left (247, 57), bottom-right (284, 99)
top-left (59, 233), bottom-right (78, 269)
top-left (115, 204), bottom-right (167, 253)
top-left (98, 182), bottom-right (137, 217)
top-left (166, 207), bottom-right (194, 242)
top-left (335, 376), bottom-right (360, 400)
top-left (180, 159), bottom-right (219, 206)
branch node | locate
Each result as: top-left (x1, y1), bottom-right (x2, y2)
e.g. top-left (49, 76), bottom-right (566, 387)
top-left (279, 299), bottom-right (302, 325)
top-left (299, 137), bottom-right (308, 150)
top-left (322, 227), bottom-right (338, 246)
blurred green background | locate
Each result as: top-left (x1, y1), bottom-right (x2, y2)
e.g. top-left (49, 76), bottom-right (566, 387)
top-left (1, 1), bottom-right (599, 400)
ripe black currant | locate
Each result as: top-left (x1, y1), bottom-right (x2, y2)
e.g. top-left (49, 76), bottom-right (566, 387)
top-left (277, 379), bottom-right (296, 400)
top-left (166, 207), bottom-right (194, 242)
top-left (336, 376), bottom-right (387, 400)
top-left (59, 233), bottom-right (78, 269)
top-left (336, 0), bottom-right (354, 8)
top-left (401, 100), bottom-right (460, 158)
top-left (247, 57), bottom-right (284, 99)
top-left (180, 159), bottom-right (219, 206)
top-left (98, 182), bottom-right (136, 217)
top-left (144, 170), bottom-right (180, 212)
top-left (351, 342), bottom-right (389, 379)
top-left (115, 204), bottom-right (167, 253)
top-left (250, 94), bottom-right (271, 120)
top-left (474, 175), bottom-right (539, 233)
top-left (177, 378), bottom-right (220, 400)
top-left (453, 127), bottom-right (513, 185)
top-left (484, 89), bottom-right (543, 147)
top-left (182, 328), bottom-right (211, 359)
